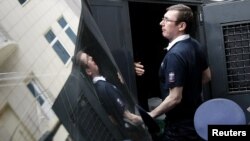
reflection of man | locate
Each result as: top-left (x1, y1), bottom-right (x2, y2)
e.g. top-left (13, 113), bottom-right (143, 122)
top-left (76, 51), bottom-right (141, 126)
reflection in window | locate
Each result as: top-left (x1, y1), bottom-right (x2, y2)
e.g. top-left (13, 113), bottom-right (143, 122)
top-left (58, 16), bottom-right (77, 44)
top-left (44, 29), bottom-right (70, 64)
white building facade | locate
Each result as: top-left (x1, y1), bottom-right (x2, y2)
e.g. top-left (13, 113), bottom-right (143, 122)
top-left (0, 0), bottom-right (79, 140)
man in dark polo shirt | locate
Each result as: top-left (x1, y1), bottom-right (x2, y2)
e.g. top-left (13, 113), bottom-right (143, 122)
top-left (76, 51), bottom-right (142, 126)
top-left (146, 4), bottom-right (211, 141)
top-left (76, 51), bottom-right (156, 141)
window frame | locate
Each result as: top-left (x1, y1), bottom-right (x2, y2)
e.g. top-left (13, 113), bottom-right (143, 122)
top-left (58, 16), bottom-right (77, 44)
top-left (44, 29), bottom-right (71, 64)
top-left (26, 77), bottom-right (54, 119)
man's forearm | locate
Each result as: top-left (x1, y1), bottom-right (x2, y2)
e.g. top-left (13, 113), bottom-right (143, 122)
top-left (149, 87), bottom-right (183, 119)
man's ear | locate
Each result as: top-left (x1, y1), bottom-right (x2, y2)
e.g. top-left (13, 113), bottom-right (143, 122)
top-left (178, 22), bottom-right (186, 32)
top-left (86, 69), bottom-right (92, 76)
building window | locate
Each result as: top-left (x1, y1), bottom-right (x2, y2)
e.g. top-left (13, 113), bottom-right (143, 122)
top-left (27, 78), bottom-right (53, 119)
top-left (27, 80), bottom-right (44, 105)
top-left (45, 29), bottom-right (70, 64)
top-left (18, 0), bottom-right (28, 5)
top-left (44, 30), bottom-right (56, 43)
top-left (58, 17), bottom-right (77, 44)
top-left (53, 41), bottom-right (70, 64)
top-left (58, 17), bottom-right (67, 28)
top-left (65, 28), bottom-right (77, 44)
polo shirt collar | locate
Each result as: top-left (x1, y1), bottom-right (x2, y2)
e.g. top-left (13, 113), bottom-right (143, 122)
top-left (166, 34), bottom-right (190, 51)
top-left (93, 76), bottom-right (106, 84)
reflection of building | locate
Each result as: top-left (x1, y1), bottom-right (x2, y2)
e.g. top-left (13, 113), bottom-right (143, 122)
top-left (0, 0), bottom-right (79, 140)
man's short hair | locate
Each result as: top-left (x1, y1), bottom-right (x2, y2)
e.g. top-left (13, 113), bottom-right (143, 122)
top-left (167, 4), bottom-right (194, 34)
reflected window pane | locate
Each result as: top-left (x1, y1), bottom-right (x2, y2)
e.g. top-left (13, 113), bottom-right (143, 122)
top-left (66, 28), bottom-right (77, 44)
top-left (45, 29), bottom-right (56, 43)
top-left (58, 17), bottom-right (67, 28)
top-left (27, 80), bottom-right (44, 105)
top-left (52, 41), bottom-right (70, 64)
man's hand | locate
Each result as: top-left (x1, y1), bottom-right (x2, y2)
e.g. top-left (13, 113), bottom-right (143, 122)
top-left (134, 62), bottom-right (145, 76)
top-left (123, 110), bottom-right (143, 126)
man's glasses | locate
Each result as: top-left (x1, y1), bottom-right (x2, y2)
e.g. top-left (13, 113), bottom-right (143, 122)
top-left (162, 17), bottom-right (178, 23)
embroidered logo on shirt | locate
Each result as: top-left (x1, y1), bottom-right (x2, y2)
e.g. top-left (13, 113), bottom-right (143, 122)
top-left (169, 72), bottom-right (175, 82)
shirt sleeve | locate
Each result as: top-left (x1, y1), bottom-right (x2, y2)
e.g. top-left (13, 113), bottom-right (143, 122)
top-left (165, 53), bottom-right (186, 89)
top-left (105, 83), bottom-right (126, 115)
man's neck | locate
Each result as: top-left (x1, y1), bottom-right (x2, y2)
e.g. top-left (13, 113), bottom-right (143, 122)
top-left (166, 34), bottom-right (190, 51)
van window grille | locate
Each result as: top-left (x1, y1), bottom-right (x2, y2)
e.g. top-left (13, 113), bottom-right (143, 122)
top-left (223, 22), bottom-right (250, 93)
top-left (70, 94), bottom-right (116, 141)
